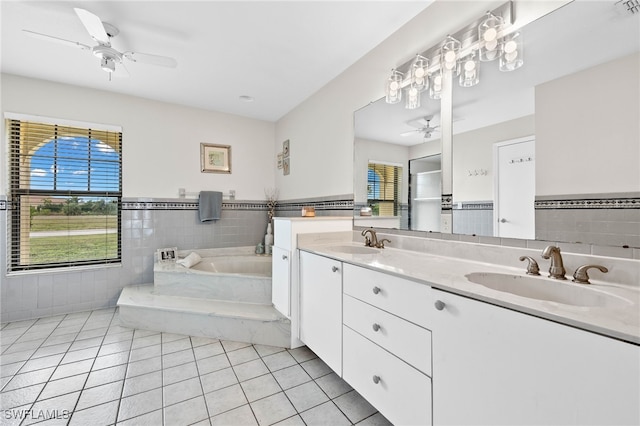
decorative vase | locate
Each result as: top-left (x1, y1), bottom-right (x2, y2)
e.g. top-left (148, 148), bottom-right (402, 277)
top-left (264, 222), bottom-right (274, 247)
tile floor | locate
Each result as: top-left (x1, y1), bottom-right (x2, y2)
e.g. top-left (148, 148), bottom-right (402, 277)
top-left (0, 308), bottom-right (392, 426)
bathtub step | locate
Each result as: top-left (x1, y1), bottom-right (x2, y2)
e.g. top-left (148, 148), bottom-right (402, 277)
top-left (117, 285), bottom-right (291, 348)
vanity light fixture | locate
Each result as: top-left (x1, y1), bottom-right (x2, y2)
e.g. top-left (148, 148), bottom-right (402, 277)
top-left (440, 35), bottom-right (461, 76)
top-left (410, 54), bottom-right (429, 92)
top-left (405, 86), bottom-right (421, 109)
top-left (381, 2), bottom-right (518, 109)
top-left (478, 11), bottom-right (504, 62)
top-left (385, 69), bottom-right (404, 104)
top-left (429, 70), bottom-right (443, 100)
top-left (499, 31), bottom-right (523, 71)
top-left (459, 51), bottom-right (480, 87)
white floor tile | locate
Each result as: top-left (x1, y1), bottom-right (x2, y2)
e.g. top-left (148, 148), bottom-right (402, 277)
top-left (250, 392), bottom-right (297, 426)
top-left (240, 373), bottom-right (282, 402)
top-left (39, 373), bottom-right (88, 401)
top-left (76, 380), bottom-right (124, 411)
top-left (69, 399), bottom-right (119, 426)
top-left (163, 376), bottom-right (203, 406)
top-left (200, 367), bottom-right (238, 394)
top-left (122, 370), bottom-right (162, 397)
top-left (1, 309), bottom-right (385, 426)
top-left (232, 359), bottom-right (269, 382)
top-left (211, 404), bottom-right (258, 426)
top-left (300, 401), bottom-right (351, 426)
top-left (117, 387), bottom-right (163, 422)
top-left (205, 383), bottom-right (248, 417)
top-left (333, 390), bottom-right (377, 424)
top-left (164, 395), bottom-right (210, 425)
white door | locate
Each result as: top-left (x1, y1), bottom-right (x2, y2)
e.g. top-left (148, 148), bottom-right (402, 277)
top-left (494, 137), bottom-right (535, 239)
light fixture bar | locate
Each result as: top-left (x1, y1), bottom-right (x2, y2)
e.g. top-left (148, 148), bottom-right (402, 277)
top-left (393, 1), bottom-right (514, 89)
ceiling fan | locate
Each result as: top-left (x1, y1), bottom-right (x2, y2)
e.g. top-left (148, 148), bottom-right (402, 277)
top-left (401, 116), bottom-right (440, 139)
top-left (23, 8), bottom-right (177, 77)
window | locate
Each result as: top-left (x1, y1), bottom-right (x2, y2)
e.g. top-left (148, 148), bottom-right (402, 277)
top-left (7, 117), bottom-right (122, 271)
top-left (367, 162), bottom-right (402, 216)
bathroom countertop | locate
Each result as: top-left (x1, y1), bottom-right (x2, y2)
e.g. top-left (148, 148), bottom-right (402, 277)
top-left (299, 242), bottom-right (640, 345)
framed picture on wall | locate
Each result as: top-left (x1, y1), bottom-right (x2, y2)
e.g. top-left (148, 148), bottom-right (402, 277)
top-left (201, 143), bottom-right (231, 173)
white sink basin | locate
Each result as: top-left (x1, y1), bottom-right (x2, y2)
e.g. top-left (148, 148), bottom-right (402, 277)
top-left (330, 245), bottom-right (380, 255)
top-left (465, 272), bottom-right (631, 308)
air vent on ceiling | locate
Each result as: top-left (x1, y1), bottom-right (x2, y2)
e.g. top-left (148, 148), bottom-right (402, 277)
top-left (615, 0), bottom-right (640, 14)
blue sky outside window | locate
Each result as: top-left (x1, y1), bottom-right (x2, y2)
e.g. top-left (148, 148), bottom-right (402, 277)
top-left (29, 136), bottom-right (120, 193)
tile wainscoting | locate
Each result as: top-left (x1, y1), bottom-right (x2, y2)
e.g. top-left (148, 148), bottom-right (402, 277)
top-left (0, 195), bottom-right (354, 323)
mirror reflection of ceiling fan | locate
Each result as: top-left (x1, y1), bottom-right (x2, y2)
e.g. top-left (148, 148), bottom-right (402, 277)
top-left (23, 8), bottom-right (177, 79)
top-left (401, 116), bottom-right (440, 139)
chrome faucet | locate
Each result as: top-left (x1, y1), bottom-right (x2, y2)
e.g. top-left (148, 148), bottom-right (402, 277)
top-left (541, 245), bottom-right (566, 280)
top-left (361, 228), bottom-right (390, 249)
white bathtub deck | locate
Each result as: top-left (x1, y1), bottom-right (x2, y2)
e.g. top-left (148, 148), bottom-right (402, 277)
top-left (118, 284), bottom-right (292, 348)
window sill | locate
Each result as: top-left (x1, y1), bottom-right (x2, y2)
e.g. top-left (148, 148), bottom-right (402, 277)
top-left (6, 262), bottom-right (122, 277)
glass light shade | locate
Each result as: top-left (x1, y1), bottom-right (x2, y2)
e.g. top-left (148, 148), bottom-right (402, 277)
top-left (385, 70), bottom-right (404, 104)
top-left (429, 71), bottom-right (443, 100)
top-left (440, 36), bottom-right (461, 76)
top-left (478, 12), bottom-right (504, 62)
top-left (499, 32), bottom-right (524, 72)
top-left (410, 55), bottom-right (429, 92)
top-left (459, 53), bottom-right (480, 87)
top-left (405, 86), bottom-right (421, 109)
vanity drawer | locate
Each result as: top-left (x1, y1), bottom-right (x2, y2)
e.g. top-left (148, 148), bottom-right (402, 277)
top-left (343, 263), bottom-right (433, 329)
top-left (343, 294), bottom-right (432, 376)
top-left (343, 326), bottom-right (432, 426)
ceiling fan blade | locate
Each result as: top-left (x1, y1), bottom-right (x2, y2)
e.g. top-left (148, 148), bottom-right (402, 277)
top-left (123, 51), bottom-right (177, 68)
top-left (23, 30), bottom-right (91, 50)
top-left (400, 129), bottom-right (421, 136)
top-left (74, 8), bottom-right (110, 45)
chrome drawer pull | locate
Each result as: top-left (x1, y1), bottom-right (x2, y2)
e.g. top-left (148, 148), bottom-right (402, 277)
top-left (372, 286), bottom-right (381, 295)
top-left (332, 266), bottom-right (339, 273)
top-left (372, 323), bottom-right (381, 332)
top-left (372, 375), bottom-right (381, 384)
top-left (434, 300), bottom-right (446, 311)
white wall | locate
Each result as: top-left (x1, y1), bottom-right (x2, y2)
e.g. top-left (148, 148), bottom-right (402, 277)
top-left (535, 52), bottom-right (640, 196)
top-left (454, 115), bottom-right (535, 202)
top-left (274, 0), bottom-right (569, 201)
top-left (1, 74), bottom-right (275, 199)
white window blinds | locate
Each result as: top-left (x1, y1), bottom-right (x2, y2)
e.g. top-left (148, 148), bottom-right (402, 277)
top-left (7, 118), bottom-right (122, 271)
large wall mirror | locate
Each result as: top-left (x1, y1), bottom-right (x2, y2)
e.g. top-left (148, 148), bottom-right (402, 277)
top-left (354, 1), bottom-right (639, 249)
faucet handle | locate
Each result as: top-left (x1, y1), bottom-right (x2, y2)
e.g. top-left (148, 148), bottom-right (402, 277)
top-left (377, 239), bottom-right (391, 249)
top-left (572, 264), bottom-right (608, 284)
top-left (519, 256), bottom-right (540, 276)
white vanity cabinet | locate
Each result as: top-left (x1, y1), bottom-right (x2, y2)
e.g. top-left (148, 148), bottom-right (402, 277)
top-left (342, 263), bottom-right (434, 426)
top-left (432, 288), bottom-right (640, 426)
top-left (272, 217), bottom-right (351, 348)
top-left (299, 251), bottom-right (343, 375)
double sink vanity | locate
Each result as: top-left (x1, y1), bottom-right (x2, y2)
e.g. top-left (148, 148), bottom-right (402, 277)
top-left (295, 229), bottom-right (640, 425)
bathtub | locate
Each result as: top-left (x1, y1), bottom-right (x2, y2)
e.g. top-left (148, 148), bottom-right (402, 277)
top-left (153, 247), bottom-right (272, 304)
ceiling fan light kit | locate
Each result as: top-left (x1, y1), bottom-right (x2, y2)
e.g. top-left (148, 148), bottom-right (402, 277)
top-left (23, 7), bottom-right (177, 78)
top-left (384, 1), bottom-right (522, 109)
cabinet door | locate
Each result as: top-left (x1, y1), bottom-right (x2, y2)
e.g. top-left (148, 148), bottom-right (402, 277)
top-left (432, 289), bottom-right (640, 425)
top-left (271, 246), bottom-right (290, 317)
top-left (299, 251), bottom-right (342, 376)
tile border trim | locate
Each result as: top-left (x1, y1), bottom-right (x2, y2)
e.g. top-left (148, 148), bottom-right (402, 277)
top-left (535, 197), bottom-right (640, 210)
